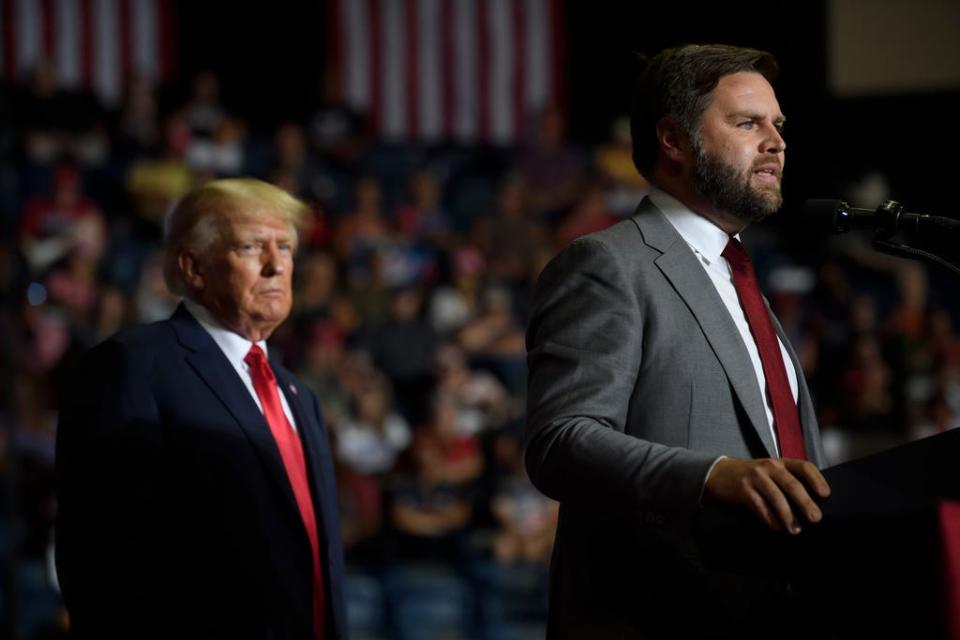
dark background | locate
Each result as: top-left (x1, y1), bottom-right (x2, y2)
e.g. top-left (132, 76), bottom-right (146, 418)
top-left (175, 0), bottom-right (960, 222)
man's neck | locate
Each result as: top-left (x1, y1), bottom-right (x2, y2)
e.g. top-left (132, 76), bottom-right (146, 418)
top-left (649, 176), bottom-right (748, 236)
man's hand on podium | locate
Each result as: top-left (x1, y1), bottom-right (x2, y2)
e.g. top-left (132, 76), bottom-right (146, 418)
top-left (704, 458), bottom-right (832, 535)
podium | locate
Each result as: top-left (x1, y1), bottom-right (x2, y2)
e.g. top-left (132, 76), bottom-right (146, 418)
top-left (695, 428), bottom-right (960, 638)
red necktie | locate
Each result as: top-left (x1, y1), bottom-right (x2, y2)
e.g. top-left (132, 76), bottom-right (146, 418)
top-left (722, 238), bottom-right (807, 460)
top-left (244, 345), bottom-right (325, 639)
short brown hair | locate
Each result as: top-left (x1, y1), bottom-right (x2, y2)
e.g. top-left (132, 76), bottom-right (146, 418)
top-left (630, 44), bottom-right (779, 177)
top-left (163, 178), bottom-right (307, 296)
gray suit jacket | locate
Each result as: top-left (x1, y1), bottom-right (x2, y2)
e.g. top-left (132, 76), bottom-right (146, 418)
top-left (525, 198), bottom-right (825, 638)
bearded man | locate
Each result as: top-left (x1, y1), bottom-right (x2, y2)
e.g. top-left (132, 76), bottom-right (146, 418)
top-left (524, 44), bottom-right (831, 639)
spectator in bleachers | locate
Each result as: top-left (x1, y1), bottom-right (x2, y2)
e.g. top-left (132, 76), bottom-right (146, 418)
top-left (19, 164), bottom-right (102, 274)
top-left (595, 116), bottom-right (650, 216)
top-left (334, 176), bottom-right (391, 262)
top-left (335, 372), bottom-right (411, 476)
top-left (183, 71), bottom-right (226, 139)
top-left (389, 392), bottom-right (483, 565)
top-left (434, 342), bottom-right (513, 435)
top-left (457, 286), bottom-right (526, 387)
top-left (471, 175), bottom-right (546, 286)
top-left (43, 213), bottom-right (107, 324)
top-left (489, 428), bottom-right (557, 566)
top-left (117, 75), bottom-right (161, 156)
top-left (553, 179), bottom-right (619, 248)
top-left (393, 169), bottom-right (452, 248)
top-left (428, 245), bottom-right (486, 338)
top-left (184, 115), bottom-right (247, 179)
top-left (267, 122), bottom-right (328, 204)
top-left (126, 114), bottom-right (195, 230)
top-left (517, 106), bottom-right (585, 221)
top-left (361, 285), bottom-right (437, 424)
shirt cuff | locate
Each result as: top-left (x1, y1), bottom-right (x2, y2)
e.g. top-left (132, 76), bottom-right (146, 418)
top-left (699, 455), bottom-right (728, 505)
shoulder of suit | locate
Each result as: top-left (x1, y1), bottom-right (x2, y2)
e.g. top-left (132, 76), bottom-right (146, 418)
top-left (548, 215), bottom-right (657, 275)
top-left (108, 317), bottom-right (179, 352)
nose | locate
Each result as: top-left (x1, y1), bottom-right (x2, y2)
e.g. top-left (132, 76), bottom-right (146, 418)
top-left (261, 242), bottom-right (284, 276)
top-left (763, 122), bottom-right (786, 154)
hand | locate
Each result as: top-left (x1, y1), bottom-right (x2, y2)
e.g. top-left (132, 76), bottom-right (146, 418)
top-left (704, 457), bottom-right (831, 534)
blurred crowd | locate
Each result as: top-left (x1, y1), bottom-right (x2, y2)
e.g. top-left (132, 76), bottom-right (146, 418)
top-left (0, 65), bottom-right (957, 639)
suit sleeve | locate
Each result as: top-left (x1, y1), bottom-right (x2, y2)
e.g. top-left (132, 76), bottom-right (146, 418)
top-left (524, 237), bottom-right (717, 518)
top-left (55, 339), bottom-right (163, 638)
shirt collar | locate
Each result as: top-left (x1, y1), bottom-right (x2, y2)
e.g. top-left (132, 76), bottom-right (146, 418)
top-left (182, 298), bottom-right (269, 365)
top-left (647, 186), bottom-right (736, 265)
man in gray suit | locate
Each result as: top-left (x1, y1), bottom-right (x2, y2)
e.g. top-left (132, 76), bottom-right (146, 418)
top-left (525, 44), bottom-right (832, 638)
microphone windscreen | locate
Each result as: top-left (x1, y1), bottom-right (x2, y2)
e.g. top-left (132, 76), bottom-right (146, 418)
top-left (801, 199), bottom-right (849, 233)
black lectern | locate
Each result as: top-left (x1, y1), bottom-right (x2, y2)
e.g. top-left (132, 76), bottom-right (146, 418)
top-left (695, 428), bottom-right (960, 639)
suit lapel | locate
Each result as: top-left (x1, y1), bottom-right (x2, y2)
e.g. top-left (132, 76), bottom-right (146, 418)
top-left (169, 305), bottom-right (302, 518)
top-left (630, 201), bottom-right (777, 457)
top-left (274, 364), bottom-right (342, 578)
top-left (275, 365), bottom-right (333, 519)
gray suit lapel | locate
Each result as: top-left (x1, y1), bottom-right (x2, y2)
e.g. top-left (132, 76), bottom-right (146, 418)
top-left (630, 200), bottom-right (777, 457)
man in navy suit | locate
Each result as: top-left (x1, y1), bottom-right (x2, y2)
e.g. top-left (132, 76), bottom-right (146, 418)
top-left (55, 178), bottom-right (347, 639)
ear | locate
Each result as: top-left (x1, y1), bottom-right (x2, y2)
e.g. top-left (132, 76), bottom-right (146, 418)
top-left (655, 116), bottom-right (691, 164)
top-left (178, 252), bottom-right (205, 292)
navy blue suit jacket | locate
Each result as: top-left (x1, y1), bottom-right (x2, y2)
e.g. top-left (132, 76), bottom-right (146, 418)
top-left (55, 305), bottom-right (347, 639)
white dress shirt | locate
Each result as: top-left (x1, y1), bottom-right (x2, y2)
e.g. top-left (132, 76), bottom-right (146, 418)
top-left (649, 187), bottom-right (799, 456)
top-left (183, 299), bottom-right (299, 432)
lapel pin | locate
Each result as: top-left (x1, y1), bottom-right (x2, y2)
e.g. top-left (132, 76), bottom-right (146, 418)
top-left (289, 384), bottom-right (297, 395)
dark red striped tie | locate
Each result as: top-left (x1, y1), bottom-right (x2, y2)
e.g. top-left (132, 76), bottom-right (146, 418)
top-left (722, 238), bottom-right (807, 460)
top-left (245, 345), bottom-right (325, 639)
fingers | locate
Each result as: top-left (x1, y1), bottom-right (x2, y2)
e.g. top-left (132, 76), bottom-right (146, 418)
top-left (784, 458), bottom-right (832, 498)
top-left (758, 464), bottom-right (815, 532)
top-left (704, 457), bottom-right (830, 535)
top-left (743, 486), bottom-right (779, 532)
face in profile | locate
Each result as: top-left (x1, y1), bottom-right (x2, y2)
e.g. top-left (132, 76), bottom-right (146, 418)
top-left (199, 210), bottom-right (296, 339)
top-left (691, 71), bottom-right (787, 223)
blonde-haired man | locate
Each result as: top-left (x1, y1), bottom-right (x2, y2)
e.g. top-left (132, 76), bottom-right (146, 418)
top-left (56, 178), bottom-right (347, 639)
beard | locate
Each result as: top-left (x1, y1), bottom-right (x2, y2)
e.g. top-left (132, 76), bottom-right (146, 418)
top-left (691, 141), bottom-right (783, 224)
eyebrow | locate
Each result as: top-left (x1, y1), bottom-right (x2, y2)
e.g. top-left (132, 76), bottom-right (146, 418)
top-left (235, 233), bottom-right (293, 245)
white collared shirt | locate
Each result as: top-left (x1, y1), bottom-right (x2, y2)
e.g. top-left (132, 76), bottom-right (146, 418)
top-left (649, 187), bottom-right (799, 456)
top-left (183, 299), bottom-right (299, 433)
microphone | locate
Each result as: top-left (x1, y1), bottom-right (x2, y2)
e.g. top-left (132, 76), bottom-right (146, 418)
top-left (803, 199), bottom-right (960, 236)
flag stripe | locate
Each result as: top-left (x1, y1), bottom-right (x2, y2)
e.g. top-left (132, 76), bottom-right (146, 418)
top-left (133, 0), bottom-right (158, 81)
top-left (0, 0), bottom-right (168, 100)
top-left (93, 0), bottom-right (120, 104)
top-left (476, 0), bottom-right (490, 144)
top-left (119, 0), bottom-right (131, 90)
top-left (403, 0), bottom-right (418, 139)
top-left (368, 0), bottom-right (382, 134)
top-left (525, 0), bottom-right (548, 109)
top-left (380, 0), bottom-right (405, 140)
top-left (157, 0), bottom-right (174, 81)
top-left (549, 0), bottom-right (565, 108)
top-left (344, 0), bottom-right (370, 109)
top-left (334, 0), bottom-right (562, 145)
top-left (80, 0), bottom-right (94, 88)
top-left (489, 0), bottom-right (513, 144)
top-left (416, 0), bottom-right (441, 142)
top-left (16, 0), bottom-right (40, 77)
top-left (453, 0), bottom-right (478, 142)
top-left (41, 0), bottom-right (54, 59)
top-left (512, 0), bottom-right (525, 142)
top-left (439, 0), bottom-right (454, 139)
top-left (54, 0), bottom-right (80, 87)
